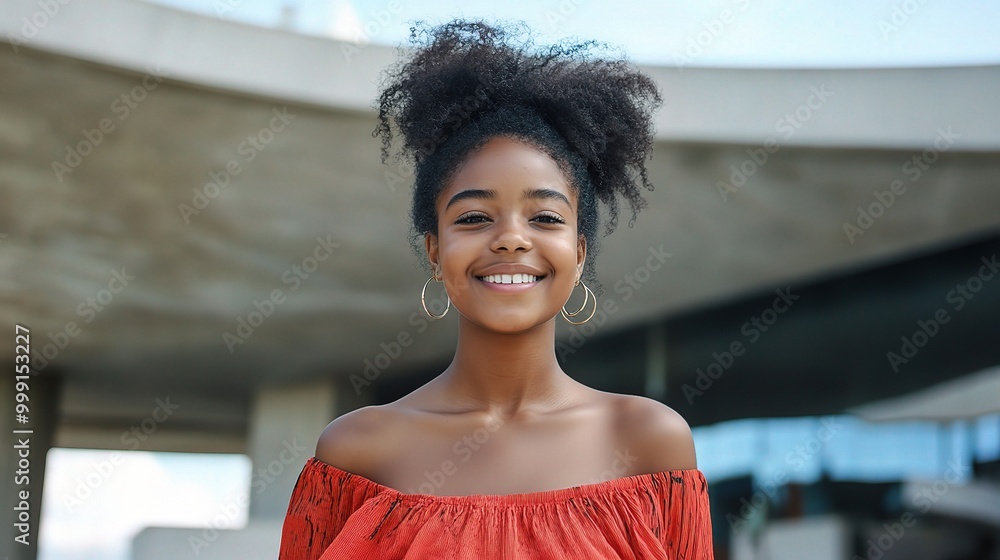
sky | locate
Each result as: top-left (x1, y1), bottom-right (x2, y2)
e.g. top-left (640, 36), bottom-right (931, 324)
top-left (40, 451), bottom-right (250, 560)
top-left (147, 0), bottom-right (1000, 68)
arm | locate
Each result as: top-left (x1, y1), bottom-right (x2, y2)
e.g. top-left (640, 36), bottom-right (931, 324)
top-left (278, 459), bottom-right (340, 560)
top-left (278, 406), bottom-right (387, 560)
top-left (617, 395), bottom-right (697, 473)
top-left (617, 396), bottom-right (713, 558)
top-left (314, 405), bottom-right (388, 474)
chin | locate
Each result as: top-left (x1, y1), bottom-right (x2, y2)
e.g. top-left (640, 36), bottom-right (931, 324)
top-left (466, 313), bottom-right (552, 334)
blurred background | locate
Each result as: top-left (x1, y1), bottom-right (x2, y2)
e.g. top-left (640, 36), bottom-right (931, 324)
top-left (2, 0), bottom-right (999, 558)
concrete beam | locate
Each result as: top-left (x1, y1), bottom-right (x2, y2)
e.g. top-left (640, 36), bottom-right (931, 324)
top-left (3, 0), bottom-right (999, 150)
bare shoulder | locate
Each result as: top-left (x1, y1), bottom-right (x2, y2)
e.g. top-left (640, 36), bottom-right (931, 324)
top-left (611, 394), bottom-right (698, 472)
top-left (315, 404), bottom-right (399, 476)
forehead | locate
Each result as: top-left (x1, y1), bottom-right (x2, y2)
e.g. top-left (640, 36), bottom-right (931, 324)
top-left (440, 136), bottom-right (574, 201)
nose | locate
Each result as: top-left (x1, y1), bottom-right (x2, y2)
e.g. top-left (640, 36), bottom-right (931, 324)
top-left (490, 217), bottom-right (532, 253)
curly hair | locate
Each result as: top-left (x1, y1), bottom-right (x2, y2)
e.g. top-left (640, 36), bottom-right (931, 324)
top-left (374, 20), bottom-right (662, 286)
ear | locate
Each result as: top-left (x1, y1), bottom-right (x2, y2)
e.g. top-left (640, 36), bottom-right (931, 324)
top-left (425, 233), bottom-right (440, 278)
top-left (576, 235), bottom-right (587, 280)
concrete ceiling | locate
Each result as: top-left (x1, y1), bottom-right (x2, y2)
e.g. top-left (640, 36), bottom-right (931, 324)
top-left (3, 44), bottom-right (1000, 393)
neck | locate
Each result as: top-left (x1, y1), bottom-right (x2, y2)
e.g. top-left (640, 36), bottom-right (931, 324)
top-left (438, 315), bottom-right (578, 416)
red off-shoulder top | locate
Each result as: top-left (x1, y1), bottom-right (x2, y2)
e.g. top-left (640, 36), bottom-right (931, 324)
top-left (279, 457), bottom-right (714, 559)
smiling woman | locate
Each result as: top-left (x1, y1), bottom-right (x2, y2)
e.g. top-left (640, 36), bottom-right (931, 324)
top-left (279, 19), bottom-right (714, 559)
top-left (428, 138), bottom-right (584, 333)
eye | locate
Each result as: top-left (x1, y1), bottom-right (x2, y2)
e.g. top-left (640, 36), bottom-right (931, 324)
top-left (533, 212), bottom-right (566, 225)
top-left (455, 211), bottom-right (491, 225)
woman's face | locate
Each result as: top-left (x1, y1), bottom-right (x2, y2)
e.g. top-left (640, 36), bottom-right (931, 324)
top-left (426, 136), bottom-right (586, 333)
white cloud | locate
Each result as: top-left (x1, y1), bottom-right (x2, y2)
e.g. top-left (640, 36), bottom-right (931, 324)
top-left (40, 449), bottom-right (251, 560)
top-left (326, 0), bottom-right (365, 42)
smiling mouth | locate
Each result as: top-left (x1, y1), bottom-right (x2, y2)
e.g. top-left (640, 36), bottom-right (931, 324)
top-left (475, 274), bottom-right (544, 285)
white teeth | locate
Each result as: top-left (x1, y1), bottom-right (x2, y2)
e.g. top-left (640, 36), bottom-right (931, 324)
top-left (480, 274), bottom-right (539, 284)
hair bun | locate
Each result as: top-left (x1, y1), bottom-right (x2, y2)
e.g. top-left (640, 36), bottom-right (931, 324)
top-left (375, 19), bottom-right (662, 282)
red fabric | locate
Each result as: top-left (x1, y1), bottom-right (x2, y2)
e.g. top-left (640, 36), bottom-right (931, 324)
top-left (279, 457), bottom-right (714, 559)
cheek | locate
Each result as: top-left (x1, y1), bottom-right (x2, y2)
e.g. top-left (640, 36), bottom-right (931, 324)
top-left (437, 235), bottom-right (476, 293)
top-left (545, 233), bottom-right (582, 265)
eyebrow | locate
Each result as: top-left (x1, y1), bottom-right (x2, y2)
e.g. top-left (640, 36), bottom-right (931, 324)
top-left (445, 188), bottom-right (495, 210)
top-left (445, 188), bottom-right (572, 210)
top-left (526, 188), bottom-right (572, 208)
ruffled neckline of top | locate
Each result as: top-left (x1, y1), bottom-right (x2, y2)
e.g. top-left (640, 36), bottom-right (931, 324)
top-left (306, 456), bottom-right (706, 507)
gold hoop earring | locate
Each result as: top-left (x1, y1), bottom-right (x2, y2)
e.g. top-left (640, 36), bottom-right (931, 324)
top-left (562, 279), bottom-right (590, 317)
top-left (421, 276), bottom-right (450, 319)
top-left (561, 280), bottom-right (597, 325)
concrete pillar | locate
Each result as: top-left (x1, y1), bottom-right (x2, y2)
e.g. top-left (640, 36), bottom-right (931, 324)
top-left (2, 365), bottom-right (61, 560)
top-left (246, 379), bottom-right (336, 520)
top-left (132, 378), bottom-right (347, 560)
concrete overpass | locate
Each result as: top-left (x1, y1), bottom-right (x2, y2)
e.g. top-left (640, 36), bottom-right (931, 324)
top-left (1, 1), bottom-right (999, 558)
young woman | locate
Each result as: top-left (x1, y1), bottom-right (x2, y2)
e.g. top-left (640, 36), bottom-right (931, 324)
top-left (279, 20), bottom-right (713, 559)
